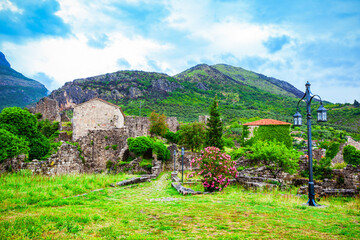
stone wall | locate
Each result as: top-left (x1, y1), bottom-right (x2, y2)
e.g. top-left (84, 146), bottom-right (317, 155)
top-left (78, 128), bottom-right (129, 173)
top-left (198, 115), bottom-right (209, 125)
top-left (164, 144), bottom-right (200, 171)
top-left (0, 143), bottom-right (85, 175)
top-left (167, 117), bottom-right (180, 132)
top-left (73, 98), bottom-right (125, 140)
top-left (125, 116), bottom-right (150, 138)
top-left (124, 116), bottom-right (179, 138)
top-left (33, 97), bottom-right (61, 122)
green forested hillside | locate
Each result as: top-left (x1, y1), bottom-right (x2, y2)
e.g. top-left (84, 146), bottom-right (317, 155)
top-left (48, 63), bottom-right (359, 133)
top-left (0, 51), bottom-right (48, 110)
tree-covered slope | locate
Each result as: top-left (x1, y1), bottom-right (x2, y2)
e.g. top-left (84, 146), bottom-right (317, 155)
top-left (212, 64), bottom-right (304, 98)
top-left (0, 51), bottom-right (48, 110)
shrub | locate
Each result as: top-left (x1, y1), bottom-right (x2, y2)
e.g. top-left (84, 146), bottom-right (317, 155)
top-left (153, 141), bottom-right (170, 162)
top-left (0, 107), bottom-right (38, 138)
top-left (222, 137), bottom-right (235, 148)
top-left (112, 145), bottom-right (118, 150)
top-left (0, 129), bottom-right (29, 162)
top-left (229, 147), bottom-right (247, 161)
top-left (28, 134), bottom-right (50, 160)
top-left (127, 136), bottom-right (153, 157)
top-left (247, 141), bottom-right (300, 178)
top-left (332, 162), bottom-right (347, 169)
top-left (105, 146), bottom-right (110, 150)
top-left (38, 119), bottom-right (59, 138)
top-left (343, 145), bottom-right (360, 166)
top-left (325, 142), bottom-right (340, 160)
top-left (190, 147), bottom-right (238, 192)
top-left (164, 130), bottom-right (180, 144)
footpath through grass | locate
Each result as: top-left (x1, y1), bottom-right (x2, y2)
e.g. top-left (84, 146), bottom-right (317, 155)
top-left (0, 171), bottom-right (359, 239)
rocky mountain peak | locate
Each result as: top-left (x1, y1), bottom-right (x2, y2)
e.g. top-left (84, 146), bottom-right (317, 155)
top-left (0, 51), bottom-right (11, 68)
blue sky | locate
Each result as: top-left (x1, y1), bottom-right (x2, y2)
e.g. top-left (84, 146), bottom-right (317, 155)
top-left (0, 0), bottom-right (359, 103)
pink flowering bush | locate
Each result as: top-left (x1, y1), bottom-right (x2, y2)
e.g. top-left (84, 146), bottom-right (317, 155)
top-left (190, 146), bottom-right (238, 192)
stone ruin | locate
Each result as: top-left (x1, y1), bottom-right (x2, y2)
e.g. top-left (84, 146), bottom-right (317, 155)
top-left (31, 97), bottom-right (61, 122)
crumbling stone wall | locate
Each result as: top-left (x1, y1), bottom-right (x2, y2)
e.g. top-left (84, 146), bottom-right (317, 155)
top-left (0, 143), bottom-right (84, 175)
top-left (124, 116), bottom-right (179, 138)
top-left (78, 128), bottom-right (129, 173)
top-left (198, 115), bottom-right (209, 125)
top-left (125, 116), bottom-right (150, 138)
top-left (33, 97), bottom-right (61, 122)
top-left (166, 117), bottom-right (180, 132)
top-left (164, 144), bottom-right (200, 171)
top-left (73, 98), bottom-right (125, 140)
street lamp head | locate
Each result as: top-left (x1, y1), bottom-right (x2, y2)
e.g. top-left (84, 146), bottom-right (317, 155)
top-left (293, 111), bottom-right (302, 126)
top-left (317, 104), bottom-right (327, 122)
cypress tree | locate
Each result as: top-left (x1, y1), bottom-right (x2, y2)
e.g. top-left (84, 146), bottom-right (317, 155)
top-left (206, 96), bottom-right (224, 149)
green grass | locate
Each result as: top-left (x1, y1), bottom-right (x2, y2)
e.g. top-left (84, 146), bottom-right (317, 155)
top-left (0, 172), bottom-right (359, 239)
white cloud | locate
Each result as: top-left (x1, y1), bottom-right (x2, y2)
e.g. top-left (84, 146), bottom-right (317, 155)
top-left (0, 0), bottom-right (22, 13)
top-left (2, 33), bottom-right (171, 89)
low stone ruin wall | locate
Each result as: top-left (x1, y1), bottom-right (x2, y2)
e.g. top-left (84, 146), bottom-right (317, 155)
top-left (0, 143), bottom-right (85, 175)
top-left (165, 144), bottom-right (200, 171)
top-left (78, 128), bottom-right (129, 173)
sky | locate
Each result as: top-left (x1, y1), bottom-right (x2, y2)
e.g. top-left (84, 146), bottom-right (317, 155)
top-left (0, 0), bottom-right (359, 103)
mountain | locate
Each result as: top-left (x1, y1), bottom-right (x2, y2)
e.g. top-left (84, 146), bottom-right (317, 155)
top-left (49, 64), bottom-right (305, 123)
top-left (212, 64), bottom-right (304, 98)
top-left (0, 51), bottom-right (48, 110)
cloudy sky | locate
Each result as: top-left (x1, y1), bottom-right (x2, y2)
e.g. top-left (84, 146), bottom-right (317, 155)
top-left (0, 0), bottom-right (359, 103)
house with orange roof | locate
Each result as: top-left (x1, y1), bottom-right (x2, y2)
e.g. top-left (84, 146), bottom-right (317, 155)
top-left (243, 119), bottom-right (291, 139)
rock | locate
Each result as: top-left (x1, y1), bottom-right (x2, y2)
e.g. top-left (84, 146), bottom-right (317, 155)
top-left (129, 87), bottom-right (142, 98)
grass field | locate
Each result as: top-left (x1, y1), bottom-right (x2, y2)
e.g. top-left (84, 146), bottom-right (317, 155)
top-left (0, 171), bottom-right (359, 239)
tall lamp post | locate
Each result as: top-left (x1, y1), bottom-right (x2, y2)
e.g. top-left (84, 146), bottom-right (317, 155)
top-left (293, 81), bottom-right (327, 206)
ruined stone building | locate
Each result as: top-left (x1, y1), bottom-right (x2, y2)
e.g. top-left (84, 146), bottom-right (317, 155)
top-left (72, 98), bottom-right (125, 140)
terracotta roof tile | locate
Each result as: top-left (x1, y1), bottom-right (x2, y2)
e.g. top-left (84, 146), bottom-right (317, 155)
top-left (243, 119), bottom-right (291, 126)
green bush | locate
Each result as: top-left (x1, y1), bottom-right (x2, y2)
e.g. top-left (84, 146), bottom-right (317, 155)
top-left (38, 119), bottom-right (59, 138)
top-left (325, 142), bottom-right (340, 160)
top-left (343, 145), bottom-right (360, 166)
top-left (153, 141), bottom-right (170, 162)
top-left (0, 129), bottom-right (29, 162)
top-left (105, 146), bottom-right (110, 150)
top-left (127, 136), bottom-right (153, 157)
top-left (0, 107), bottom-right (38, 138)
top-left (229, 147), bottom-right (247, 161)
top-left (112, 145), bottom-right (118, 150)
top-left (28, 134), bottom-right (50, 160)
top-left (247, 141), bottom-right (300, 178)
top-left (223, 137), bottom-right (235, 148)
top-left (164, 130), bottom-right (180, 144)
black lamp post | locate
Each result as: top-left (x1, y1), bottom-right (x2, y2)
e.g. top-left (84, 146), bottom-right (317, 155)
top-left (293, 81), bottom-right (327, 206)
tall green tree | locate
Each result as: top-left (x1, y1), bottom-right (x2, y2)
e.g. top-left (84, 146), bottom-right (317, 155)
top-left (179, 122), bottom-right (206, 152)
top-left (206, 96), bottom-right (224, 149)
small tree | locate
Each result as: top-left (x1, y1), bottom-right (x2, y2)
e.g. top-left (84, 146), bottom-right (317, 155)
top-left (343, 145), bottom-right (360, 166)
top-left (190, 147), bottom-right (238, 192)
top-left (247, 141), bottom-right (300, 178)
top-left (179, 122), bottom-right (206, 152)
top-left (149, 111), bottom-right (168, 137)
top-left (206, 96), bottom-right (224, 149)
top-left (0, 107), bottom-right (38, 138)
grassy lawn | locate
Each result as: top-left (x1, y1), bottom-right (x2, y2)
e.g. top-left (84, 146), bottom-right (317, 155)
top-left (0, 172), bottom-right (359, 239)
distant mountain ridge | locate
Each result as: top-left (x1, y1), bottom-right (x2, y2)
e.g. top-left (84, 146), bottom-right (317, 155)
top-left (0, 51), bottom-right (48, 110)
top-left (48, 63), bottom-right (307, 124)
